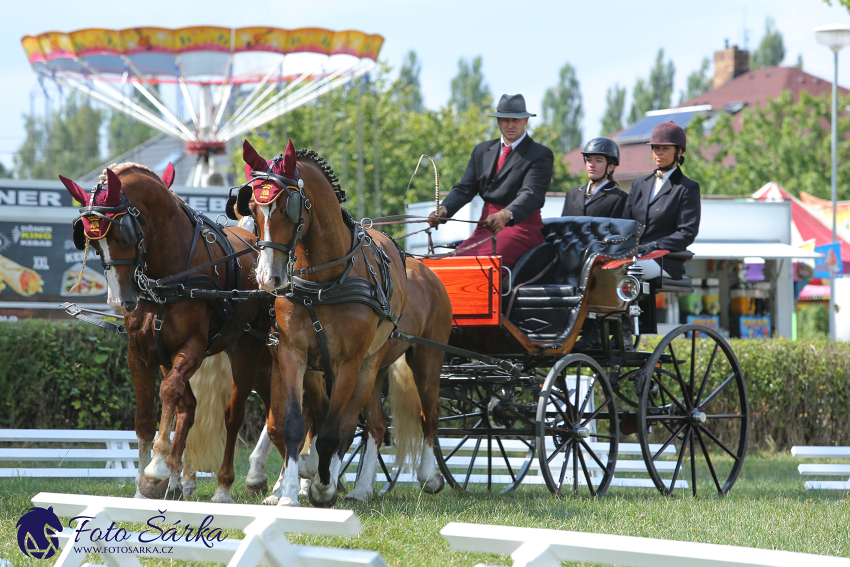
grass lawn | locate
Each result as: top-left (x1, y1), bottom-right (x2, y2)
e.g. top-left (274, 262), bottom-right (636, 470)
top-left (1, 449), bottom-right (848, 566)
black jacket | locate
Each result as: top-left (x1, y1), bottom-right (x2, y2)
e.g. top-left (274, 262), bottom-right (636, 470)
top-left (441, 135), bottom-right (554, 224)
top-left (623, 168), bottom-right (701, 279)
top-left (561, 181), bottom-right (628, 218)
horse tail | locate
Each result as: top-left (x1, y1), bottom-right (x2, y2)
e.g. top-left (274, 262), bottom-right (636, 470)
top-left (183, 353), bottom-right (231, 473)
top-left (387, 355), bottom-right (424, 472)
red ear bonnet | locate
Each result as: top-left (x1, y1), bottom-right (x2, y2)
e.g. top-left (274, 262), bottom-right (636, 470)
top-left (68, 168), bottom-right (127, 241)
top-left (161, 162), bottom-right (175, 188)
top-left (59, 175), bottom-right (88, 205)
top-left (242, 138), bottom-right (299, 208)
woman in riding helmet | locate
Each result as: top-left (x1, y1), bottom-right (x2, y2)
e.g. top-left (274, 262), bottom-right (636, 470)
top-left (622, 121), bottom-right (700, 280)
top-left (562, 137), bottom-right (627, 218)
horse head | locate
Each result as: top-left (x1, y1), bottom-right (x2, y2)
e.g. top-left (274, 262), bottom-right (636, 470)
top-left (59, 164), bottom-right (177, 312)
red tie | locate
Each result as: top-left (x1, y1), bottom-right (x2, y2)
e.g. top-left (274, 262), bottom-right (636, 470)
top-left (495, 144), bottom-right (512, 175)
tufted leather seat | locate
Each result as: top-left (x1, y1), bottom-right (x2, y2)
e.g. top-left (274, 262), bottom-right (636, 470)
top-left (507, 216), bottom-right (642, 342)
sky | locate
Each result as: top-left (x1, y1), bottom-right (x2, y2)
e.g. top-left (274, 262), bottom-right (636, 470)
top-left (3, 0), bottom-right (850, 170)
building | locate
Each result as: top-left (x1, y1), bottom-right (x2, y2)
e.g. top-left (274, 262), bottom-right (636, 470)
top-left (563, 45), bottom-right (849, 189)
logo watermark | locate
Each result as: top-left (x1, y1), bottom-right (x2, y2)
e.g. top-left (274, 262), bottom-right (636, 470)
top-left (16, 506), bottom-right (226, 560)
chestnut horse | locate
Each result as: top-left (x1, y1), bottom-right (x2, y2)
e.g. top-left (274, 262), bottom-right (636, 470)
top-left (60, 164), bottom-right (272, 502)
top-left (247, 256), bottom-right (452, 502)
top-left (236, 139), bottom-right (410, 506)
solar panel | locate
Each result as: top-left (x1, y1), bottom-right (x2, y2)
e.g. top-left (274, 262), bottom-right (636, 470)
top-left (615, 112), bottom-right (696, 144)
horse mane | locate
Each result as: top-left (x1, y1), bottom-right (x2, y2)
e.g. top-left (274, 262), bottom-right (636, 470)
top-left (100, 162), bottom-right (188, 205)
top-left (295, 149), bottom-right (346, 203)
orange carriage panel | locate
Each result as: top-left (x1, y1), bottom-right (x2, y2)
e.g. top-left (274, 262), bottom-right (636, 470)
top-left (422, 256), bottom-right (501, 326)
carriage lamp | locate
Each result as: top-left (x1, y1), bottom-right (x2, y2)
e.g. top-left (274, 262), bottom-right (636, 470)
top-left (617, 276), bottom-right (641, 302)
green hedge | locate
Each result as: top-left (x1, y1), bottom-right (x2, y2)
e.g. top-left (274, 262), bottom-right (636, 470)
top-left (1, 321), bottom-right (848, 450)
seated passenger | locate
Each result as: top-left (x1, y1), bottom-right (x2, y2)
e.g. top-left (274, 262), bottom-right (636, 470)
top-left (623, 121), bottom-right (700, 280)
top-left (562, 137), bottom-right (627, 218)
top-left (428, 94), bottom-right (554, 269)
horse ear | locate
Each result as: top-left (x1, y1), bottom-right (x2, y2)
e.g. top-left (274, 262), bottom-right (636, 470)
top-left (59, 175), bottom-right (89, 205)
top-left (242, 139), bottom-right (268, 172)
top-left (105, 169), bottom-right (122, 202)
top-left (283, 139), bottom-right (296, 177)
top-left (244, 163), bottom-right (254, 183)
top-left (161, 162), bottom-right (175, 188)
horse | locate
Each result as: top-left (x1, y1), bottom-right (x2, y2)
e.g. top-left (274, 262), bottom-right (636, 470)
top-left (246, 256), bottom-right (453, 502)
top-left (59, 163), bottom-right (273, 502)
top-left (234, 138), bottom-right (411, 506)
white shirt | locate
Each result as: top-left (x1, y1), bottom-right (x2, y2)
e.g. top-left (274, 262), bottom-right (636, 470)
top-left (652, 166), bottom-right (677, 199)
top-left (584, 179), bottom-right (611, 204)
top-left (500, 131), bottom-right (527, 150)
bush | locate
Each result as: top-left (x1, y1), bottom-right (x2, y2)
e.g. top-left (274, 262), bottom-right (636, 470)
top-left (1, 321), bottom-right (848, 451)
top-left (796, 304), bottom-right (829, 340)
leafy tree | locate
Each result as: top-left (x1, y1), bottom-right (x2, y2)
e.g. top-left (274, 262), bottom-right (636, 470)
top-left (394, 50), bottom-right (424, 113)
top-left (600, 84), bottom-right (626, 136)
top-left (540, 62), bottom-right (584, 153)
top-left (687, 90), bottom-right (850, 200)
top-left (750, 18), bottom-right (785, 69)
top-left (14, 94), bottom-right (105, 179)
top-left (529, 123), bottom-right (583, 193)
top-left (449, 56), bottom-right (492, 114)
top-left (628, 49), bottom-right (675, 124)
top-left (795, 54), bottom-right (804, 70)
top-left (680, 57), bottom-right (712, 104)
top-left (824, 0), bottom-right (850, 9)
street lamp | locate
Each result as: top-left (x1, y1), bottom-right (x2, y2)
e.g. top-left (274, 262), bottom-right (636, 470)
top-left (814, 23), bottom-right (850, 342)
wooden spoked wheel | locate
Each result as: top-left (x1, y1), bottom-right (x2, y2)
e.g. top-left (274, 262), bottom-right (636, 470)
top-left (637, 324), bottom-right (749, 497)
top-left (536, 354), bottom-right (618, 497)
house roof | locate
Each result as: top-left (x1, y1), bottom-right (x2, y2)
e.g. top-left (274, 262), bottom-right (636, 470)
top-left (563, 67), bottom-right (850, 181)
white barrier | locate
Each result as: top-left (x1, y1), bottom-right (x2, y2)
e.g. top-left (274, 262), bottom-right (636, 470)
top-left (32, 492), bottom-right (386, 567)
top-left (791, 446), bottom-right (850, 490)
top-left (440, 522), bottom-right (850, 567)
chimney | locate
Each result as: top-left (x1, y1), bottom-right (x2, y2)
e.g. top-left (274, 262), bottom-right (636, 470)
top-left (714, 45), bottom-right (750, 89)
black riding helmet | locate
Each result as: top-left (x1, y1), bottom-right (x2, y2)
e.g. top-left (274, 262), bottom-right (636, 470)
top-left (580, 137), bottom-right (620, 166)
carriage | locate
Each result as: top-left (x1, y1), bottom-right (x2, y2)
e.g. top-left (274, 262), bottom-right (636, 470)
top-left (345, 215), bottom-right (749, 498)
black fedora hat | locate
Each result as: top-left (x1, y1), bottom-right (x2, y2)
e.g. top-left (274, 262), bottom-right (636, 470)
top-left (488, 94), bottom-right (536, 118)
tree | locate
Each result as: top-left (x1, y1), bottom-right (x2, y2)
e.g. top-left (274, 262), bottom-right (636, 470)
top-left (449, 56), bottom-right (491, 114)
top-left (107, 89), bottom-right (159, 158)
top-left (393, 50), bottom-right (424, 113)
top-left (600, 84), bottom-right (626, 136)
top-left (680, 57), bottom-right (712, 104)
top-left (540, 62), bottom-right (584, 154)
top-left (750, 18), bottom-right (785, 69)
top-left (628, 49), bottom-right (675, 124)
top-left (687, 90), bottom-right (850, 200)
top-left (824, 0), bottom-right (850, 9)
top-left (14, 94), bottom-right (105, 180)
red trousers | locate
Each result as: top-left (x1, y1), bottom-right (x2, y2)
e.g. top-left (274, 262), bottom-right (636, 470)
top-left (456, 203), bottom-right (544, 269)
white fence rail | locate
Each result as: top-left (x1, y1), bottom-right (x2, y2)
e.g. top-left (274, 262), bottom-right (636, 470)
top-left (791, 446), bottom-right (850, 490)
top-left (441, 522), bottom-right (850, 567)
top-left (33, 492), bottom-right (386, 567)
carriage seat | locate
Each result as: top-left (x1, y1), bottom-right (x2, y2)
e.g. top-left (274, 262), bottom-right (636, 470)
top-left (506, 216), bottom-right (642, 342)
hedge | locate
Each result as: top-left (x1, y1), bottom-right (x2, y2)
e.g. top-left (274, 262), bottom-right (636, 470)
top-left (1, 320), bottom-right (848, 450)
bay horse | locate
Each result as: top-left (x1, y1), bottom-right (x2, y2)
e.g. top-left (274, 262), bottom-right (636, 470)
top-left (235, 139), bottom-right (410, 506)
top-left (246, 256), bottom-right (453, 502)
top-left (59, 164), bottom-right (272, 502)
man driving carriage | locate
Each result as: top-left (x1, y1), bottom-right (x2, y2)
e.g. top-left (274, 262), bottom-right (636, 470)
top-left (428, 94), bottom-right (554, 269)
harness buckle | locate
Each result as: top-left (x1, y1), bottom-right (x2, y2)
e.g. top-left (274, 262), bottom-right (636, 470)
top-left (128, 206), bottom-right (140, 217)
top-left (313, 320), bottom-right (323, 333)
top-left (266, 332), bottom-right (279, 346)
top-left (360, 217), bottom-right (373, 230)
top-left (154, 318), bottom-right (163, 331)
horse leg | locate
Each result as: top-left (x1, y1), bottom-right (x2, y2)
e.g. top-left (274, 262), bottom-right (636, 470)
top-left (266, 350), bottom-right (307, 507)
top-left (409, 347), bottom-right (446, 494)
top-left (344, 366), bottom-right (389, 503)
top-left (163, 383), bottom-right (197, 500)
top-left (297, 371), bottom-right (326, 481)
top-left (141, 341), bottom-right (204, 499)
top-left (247, 424), bottom-right (274, 496)
top-left (181, 470), bottom-right (197, 497)
top-left (127, 344), bottom-right (158, 499)
top-left (310, 354), bottom-right (381, 507)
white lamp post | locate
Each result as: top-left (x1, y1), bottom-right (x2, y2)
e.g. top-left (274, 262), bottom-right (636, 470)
top-left (815, 23), bottom-right (850, 342)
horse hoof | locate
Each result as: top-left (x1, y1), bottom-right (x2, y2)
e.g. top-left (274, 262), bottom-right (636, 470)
top-left (278, 496), bottom-right (301, 507)
top-left (182, 481), bottom-right (197, 498)
top-left (211, 488), bottom-right (234, 504)
top-left (165, 484), bottom-right (184, 501)
top-left (139, 475), bottom-right (169, 499)
top-left (245, 480), bottom-right (269, 497)
top-left (343, 489), bottom-right (373, 503)
top-left (309, 489), bottom-right (338, 508)
top-left (263, 494), bottom-right (280, 506)
top-left (423, 474), bottom-right (445, 495)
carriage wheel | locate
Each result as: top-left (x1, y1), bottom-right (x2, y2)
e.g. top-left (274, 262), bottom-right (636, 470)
top-left (536, 354), bottom-right (618, 497)
top-left (435, 379), bottom-right (536, 494)
top-left (637, 324), bottom-right (749, 497)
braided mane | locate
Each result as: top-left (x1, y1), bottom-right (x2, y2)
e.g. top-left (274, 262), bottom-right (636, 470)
top-left (295, 149), bottom-right (346, 203)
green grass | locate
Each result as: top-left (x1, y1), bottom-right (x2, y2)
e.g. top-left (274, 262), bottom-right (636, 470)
top-left (1, 450), bottom-right (848, 566)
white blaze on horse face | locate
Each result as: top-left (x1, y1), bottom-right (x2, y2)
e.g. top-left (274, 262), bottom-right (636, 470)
top-left (255, 203), bottom-right (278, 291)
top-left (99, 244), bottom-right (123, 310)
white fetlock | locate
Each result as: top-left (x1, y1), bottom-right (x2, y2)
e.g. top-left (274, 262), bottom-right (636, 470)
top-left (310, 454), bottom-right (341, 504)
top-left (181, 478), bottom-right (198, 497)
top-left (144, 451), bottom-right (172, 480)
top-left (274, 457), bottom-right (302, 507)
top-left (264, 465), bottom-right (286, 505)
top-left (299, 478), bottom-right (311, 496)
top-left (344, 436), bottom-right (378, 502)
top-left (211, 487), bottom-right (234, 504)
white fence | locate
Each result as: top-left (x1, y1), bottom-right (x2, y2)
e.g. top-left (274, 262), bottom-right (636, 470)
top-left (32, 492), bottom-right (386, 567)
top-left (441, 522), bottom-right (850, 567)
top-left (791, 446), bottom-right (850, 490)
